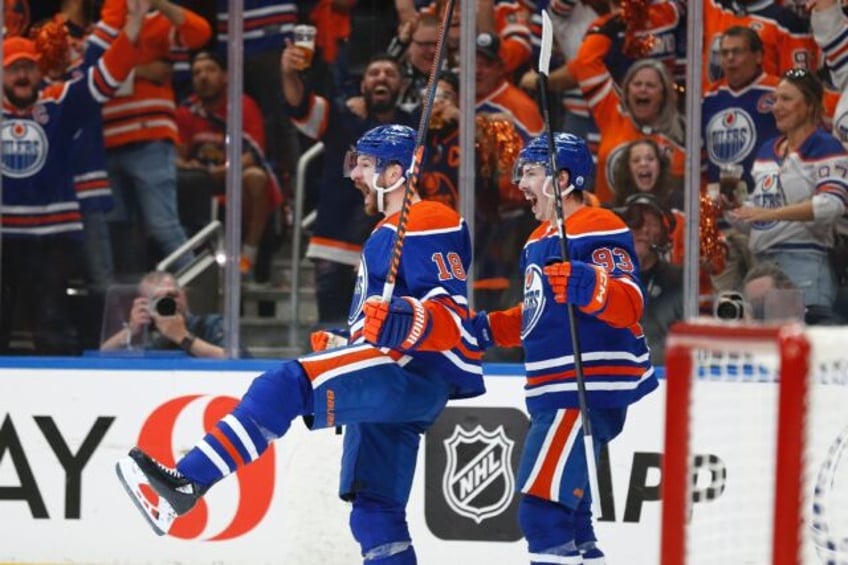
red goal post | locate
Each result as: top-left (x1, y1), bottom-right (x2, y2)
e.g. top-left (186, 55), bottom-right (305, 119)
top-left (661, 320), bottom-right (848, 565)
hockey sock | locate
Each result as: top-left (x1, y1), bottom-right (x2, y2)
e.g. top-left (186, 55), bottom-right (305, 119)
top-left (177, 361), bottom-right (313, 486)
top-left (575, 493), bottom-right (598, 546)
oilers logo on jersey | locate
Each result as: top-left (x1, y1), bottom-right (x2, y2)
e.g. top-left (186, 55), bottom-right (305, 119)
top-left (441, 424), bottom-right (515, 524)
top-left (706, 108), bottom-right (758, 165)
top-left (751, 174), bottom-right (783, 230)
top-left (2, 119), bottom-right (48, 179)
top-left (835, 113), bottom-right (848, 147)
top-left (348, 260), bottom-right (368, 326)
top-left (521, 264), bottom-right (546, 340)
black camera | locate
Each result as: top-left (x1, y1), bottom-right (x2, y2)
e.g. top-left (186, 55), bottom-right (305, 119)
top-left (150, 296), bottom-right (177, 317)
top-left (714, 291), bottom-right (747, 321)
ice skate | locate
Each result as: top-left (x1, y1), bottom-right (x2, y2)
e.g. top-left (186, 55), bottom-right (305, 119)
top-left (115, 447), bottom-right (205, 535)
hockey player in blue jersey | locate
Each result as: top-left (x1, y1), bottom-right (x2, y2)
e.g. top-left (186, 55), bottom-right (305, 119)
top-left (473, 133), bottom-right (657, 565)
top-left (116, 124), bottom-right (484, 564)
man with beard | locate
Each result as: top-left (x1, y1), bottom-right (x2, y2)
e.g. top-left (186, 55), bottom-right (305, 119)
top-left (175, 50), bottom-right (283, 279)
top-left (0, 0), bottom-right (147, 355)
top-left (116, 125), bottom-right (484, 565)
top-left (281, 48), bottom-right (414, 325)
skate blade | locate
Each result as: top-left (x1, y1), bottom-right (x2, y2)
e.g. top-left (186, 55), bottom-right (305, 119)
top-left (115, 456), bottom-right (177, 536)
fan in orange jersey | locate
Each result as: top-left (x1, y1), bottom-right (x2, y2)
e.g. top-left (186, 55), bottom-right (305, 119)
top-left (703, 0), bottom-right (820, 87)
top-left (91, 0), bottom-right (211, 273)
top-left (569, 55), bottom-right (686, 204)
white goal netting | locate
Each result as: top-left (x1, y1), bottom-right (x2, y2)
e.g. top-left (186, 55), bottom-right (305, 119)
top-left (662, 323), bottom-right (848, 565)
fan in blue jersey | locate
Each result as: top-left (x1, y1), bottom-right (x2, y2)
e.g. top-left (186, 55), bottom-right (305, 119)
top-left (116, 124), bottom-right (485, 565)
top-left (473, 133), bottom-right (657, 565)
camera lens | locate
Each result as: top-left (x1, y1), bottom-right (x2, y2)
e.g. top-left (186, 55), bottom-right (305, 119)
top-left (154, 296), bottom-right (177, 316)
top-left (716, 301), bottom-right (740, 320)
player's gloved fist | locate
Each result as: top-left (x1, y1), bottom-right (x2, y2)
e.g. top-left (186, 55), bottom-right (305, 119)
top-left (543, 260), bottom-right (609, 309)
top-left (310, 329), bottom-right (348, 352)
top-left (363, 296), bottom-right (431, 350)
top-left (470, 310), bottom-right (495, 350)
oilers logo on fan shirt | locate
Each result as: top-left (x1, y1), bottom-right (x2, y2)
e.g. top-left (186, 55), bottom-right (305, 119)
top-left (706, 108), bottom-right (757, 165)
top-left (348, 260), bottom-right (368, 326)
top-left (521, 264), bottom-right (546, 340)
top-left (2, 119), bottom-right (48, 179)
top-left (835, 112), bottom-right (848, 147)
top-left (751, 174), bottom-right (782, 230)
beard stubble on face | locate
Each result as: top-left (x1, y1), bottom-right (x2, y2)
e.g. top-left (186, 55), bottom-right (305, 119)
top-left (5, 83), bottom-right (38, 109)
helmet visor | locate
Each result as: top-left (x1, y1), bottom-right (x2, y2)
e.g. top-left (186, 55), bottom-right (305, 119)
top-left (511, 159), bottom-right (546, 184)
top-left (342, 149), bottom-right (358, 178)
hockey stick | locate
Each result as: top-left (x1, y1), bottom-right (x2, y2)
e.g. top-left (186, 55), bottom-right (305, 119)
top-left (381, 0), bottom-right (456, 301)
top-left (538, 10), bottom-right (602, 517)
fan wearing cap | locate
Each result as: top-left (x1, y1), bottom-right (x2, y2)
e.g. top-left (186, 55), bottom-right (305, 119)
top-left (0, 0), bottom-right (147, 355)
top-left (471, 133), bottom-right (655, 565)
top-left (616, 193), bottom-right (682, 365)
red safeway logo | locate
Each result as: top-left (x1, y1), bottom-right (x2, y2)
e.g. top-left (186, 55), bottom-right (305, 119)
top-left (136, 395), bottom-right (275, 540)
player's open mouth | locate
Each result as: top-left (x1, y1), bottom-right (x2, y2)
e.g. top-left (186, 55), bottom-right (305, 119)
top-left (373, 85), bottom-right (390, 97)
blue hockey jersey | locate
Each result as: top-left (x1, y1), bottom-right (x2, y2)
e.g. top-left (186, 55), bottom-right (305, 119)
top-left (702, 72), bottom-right (780, 188)
top-left (347, 200), bottom-right (485, 400)
top-left (1, 33), bottom-right (136, 237)
top-left (491, 206), bottom-right (656, 414)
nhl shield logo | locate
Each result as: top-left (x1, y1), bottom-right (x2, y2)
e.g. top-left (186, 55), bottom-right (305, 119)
top-left (442, 425), bottom-right (515, 524)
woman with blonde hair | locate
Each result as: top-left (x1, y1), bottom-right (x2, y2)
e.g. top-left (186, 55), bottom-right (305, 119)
top-left (732, 68), bottom-right (848, 309)
top-left (570, 55), bottom-right (686, 203)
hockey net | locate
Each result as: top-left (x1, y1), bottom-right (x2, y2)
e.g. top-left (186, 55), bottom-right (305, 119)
top-left (661, 321), bottom-right (848, 565)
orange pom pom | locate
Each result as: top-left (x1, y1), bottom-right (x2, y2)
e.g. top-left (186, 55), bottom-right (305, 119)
top-left (620, 0), bottom-right (654, 58)
top-left (32, 16), bottom-right (70, 78)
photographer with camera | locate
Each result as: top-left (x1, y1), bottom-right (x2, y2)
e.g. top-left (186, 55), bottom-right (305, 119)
top-left (100, 271), bottom-right (227, 358)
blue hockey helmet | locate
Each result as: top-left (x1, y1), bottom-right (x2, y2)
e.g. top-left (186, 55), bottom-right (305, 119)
top-left (512, 132), bottom-right (593, 193)
top-left (351, 124), bottom-right (417, 177)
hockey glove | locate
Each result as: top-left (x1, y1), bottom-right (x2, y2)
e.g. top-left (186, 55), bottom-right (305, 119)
top-left (310, 329), bottom-right (349, 352)
top-left (363, 296), bottom-right (432, 350)
top-left (543, 260), bottom-right (609, 310)
top-left (469, 310), bottom-right (495, 350)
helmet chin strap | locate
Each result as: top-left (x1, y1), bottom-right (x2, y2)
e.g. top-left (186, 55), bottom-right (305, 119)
top-left (544, 175), bottom-right (576, 200)
top-left (371, 171), bottom-right (405, 213)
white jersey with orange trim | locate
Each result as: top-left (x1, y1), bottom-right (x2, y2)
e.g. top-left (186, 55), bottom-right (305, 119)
top-left (748, 130), bottom-right (848, 254)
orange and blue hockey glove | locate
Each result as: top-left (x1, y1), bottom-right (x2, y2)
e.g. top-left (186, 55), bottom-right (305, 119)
top-left (363, 296), bottom-right (432, 350)
top-left (543, 260), bottom-right (609, 310)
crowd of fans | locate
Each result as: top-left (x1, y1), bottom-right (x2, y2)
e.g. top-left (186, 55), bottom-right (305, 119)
top-left (1, 0), bottom-right (847, 361)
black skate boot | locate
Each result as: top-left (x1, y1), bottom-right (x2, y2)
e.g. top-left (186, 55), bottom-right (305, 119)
top-left (115, 447), bottom-right (206, 535)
